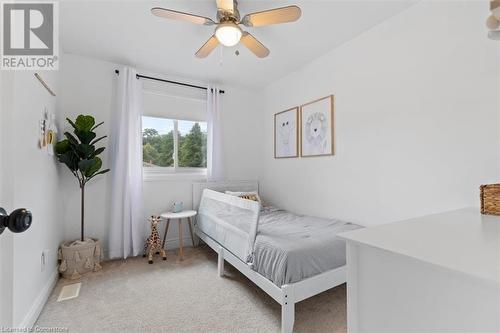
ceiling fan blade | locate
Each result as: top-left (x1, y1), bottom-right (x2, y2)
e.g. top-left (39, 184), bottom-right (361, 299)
top-left (240, 32), bottom-right (270, 58)
top-left (216, 0), bottom-right (234, 13)
top-left (151, 7), bottom-right (215, 26)
top-left (195, 35), bottom-right (219, 58)
top-left (241, 5), bottom-right (301, 27)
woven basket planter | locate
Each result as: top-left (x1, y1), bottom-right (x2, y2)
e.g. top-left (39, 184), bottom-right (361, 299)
top-left (480, 184), bottom-right (500, 216)
top-left (58, 238), bottom-right (102, 280)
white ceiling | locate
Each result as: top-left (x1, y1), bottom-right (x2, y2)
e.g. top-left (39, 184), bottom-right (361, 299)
top-left (60, 0), bottom-right (415, 89)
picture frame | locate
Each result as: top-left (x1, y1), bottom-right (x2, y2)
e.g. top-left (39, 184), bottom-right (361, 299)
top-left (274, 107), bottom-right (299, 158)
top-left (300, 95), bottom-right (334, 157)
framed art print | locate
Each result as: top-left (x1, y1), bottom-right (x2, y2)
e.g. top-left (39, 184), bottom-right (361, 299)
top-left (300, 95), bottom-right (334, 157)
top-left (274, 107), bottom-right (299, 158)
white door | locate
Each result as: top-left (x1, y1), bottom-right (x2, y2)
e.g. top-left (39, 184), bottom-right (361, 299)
top-left (0, 65), bottom-right (14, 328)
top-left (0, 238), bottom-right (6, 326)
top-left (0, 234), bottom-right (14, 327)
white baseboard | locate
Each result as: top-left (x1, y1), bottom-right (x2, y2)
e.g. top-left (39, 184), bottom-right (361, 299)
top-left (18, 269), bottom-right (58, 328)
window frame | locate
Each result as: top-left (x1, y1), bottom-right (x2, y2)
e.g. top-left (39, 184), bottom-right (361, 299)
top-left (142, 117), bottom-right (208, 181)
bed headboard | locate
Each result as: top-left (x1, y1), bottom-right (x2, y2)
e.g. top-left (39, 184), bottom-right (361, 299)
top-left (192, 180), bottom-right (259, 211)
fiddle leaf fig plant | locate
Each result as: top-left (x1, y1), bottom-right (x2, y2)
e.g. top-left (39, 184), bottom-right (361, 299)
top-left (55, 115), bottom-right (110, 241)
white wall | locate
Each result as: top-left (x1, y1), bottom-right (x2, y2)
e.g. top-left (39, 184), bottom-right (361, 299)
top-left (498, 43), bottom-right (500, 168)
top-left (0, 70), bottom-right (63, 326)
top-left (260, 1), bottom-right (500, 226)
top-left (59, 53), bottom-right (262, 254)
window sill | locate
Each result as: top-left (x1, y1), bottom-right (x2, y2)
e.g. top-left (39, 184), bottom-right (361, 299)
top-left (143, 172), bottom-right (207, 182)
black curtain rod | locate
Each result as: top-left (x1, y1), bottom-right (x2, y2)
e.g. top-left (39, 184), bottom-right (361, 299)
top-left (114, 70), bottom-right (225, 94)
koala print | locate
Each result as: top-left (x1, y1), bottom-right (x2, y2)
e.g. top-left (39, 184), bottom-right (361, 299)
top-left (279, 119), bottom-right (295, 155)
top-left (275, 110), bottom-right (298, 157)
top-left (280, 121), bottom-right (291, 143)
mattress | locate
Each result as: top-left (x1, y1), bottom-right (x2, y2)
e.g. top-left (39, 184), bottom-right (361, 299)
top-left (254, 207), bottom-right (361, 287)
top-left (197, 202), bottom-right (362, 287)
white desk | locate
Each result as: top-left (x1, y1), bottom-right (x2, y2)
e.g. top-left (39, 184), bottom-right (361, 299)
top-left (339, 207), bottom-right (500, 333)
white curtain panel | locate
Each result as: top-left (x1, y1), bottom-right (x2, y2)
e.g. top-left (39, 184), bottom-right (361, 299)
top-left (207, 85), bottom-right (224, 181)
top-left (108, 67), bottom-right (144, 259)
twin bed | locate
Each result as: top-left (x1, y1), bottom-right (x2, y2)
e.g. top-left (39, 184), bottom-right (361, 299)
top-left (192, 181), bottom-right (361, 333)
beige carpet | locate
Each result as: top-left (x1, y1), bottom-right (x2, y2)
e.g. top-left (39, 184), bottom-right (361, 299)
top-left (37, 245), bottom-right (347, 333)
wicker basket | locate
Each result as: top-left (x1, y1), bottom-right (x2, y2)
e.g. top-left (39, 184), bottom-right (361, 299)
top-left (480, 184), bottom-right (500, 216)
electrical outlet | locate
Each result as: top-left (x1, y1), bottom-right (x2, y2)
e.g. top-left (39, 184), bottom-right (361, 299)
top-left (41, 251), bottom-right (45, 272)
top-left (41, 249), bottom-right (51, 272)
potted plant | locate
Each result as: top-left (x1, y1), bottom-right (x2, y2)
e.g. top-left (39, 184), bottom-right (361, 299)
top-left (55, 115), bottom-right (110, 279)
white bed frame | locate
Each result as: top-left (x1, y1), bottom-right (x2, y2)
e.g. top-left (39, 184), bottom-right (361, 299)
top-left (192, 181), bottom-right (347, 333)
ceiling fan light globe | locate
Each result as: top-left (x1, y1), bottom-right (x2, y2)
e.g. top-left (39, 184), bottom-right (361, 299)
top-left (215, 23), bottom-right (242, 47)
top-left (486, 14), bottom-right (500, 30)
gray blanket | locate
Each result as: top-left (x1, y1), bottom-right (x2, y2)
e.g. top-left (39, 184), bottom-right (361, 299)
top-left (252, 208), bottom-right (362, 287)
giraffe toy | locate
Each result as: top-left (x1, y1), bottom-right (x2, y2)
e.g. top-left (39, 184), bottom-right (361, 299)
top-left (143, 216), bottom-right (167, 264)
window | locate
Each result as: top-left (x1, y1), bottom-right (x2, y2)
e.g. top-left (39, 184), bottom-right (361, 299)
top-left (141, 79), bottom-right (207, 179)
top-left (143, 117), bottom-right (175, 168)
top-left (177, 120), bottom-right (207, 168)
top-left (142, 116), bottom-right (207, 174)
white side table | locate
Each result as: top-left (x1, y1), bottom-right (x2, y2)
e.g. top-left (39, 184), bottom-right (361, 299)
top-left (160, 210), bottom-right (197, 260)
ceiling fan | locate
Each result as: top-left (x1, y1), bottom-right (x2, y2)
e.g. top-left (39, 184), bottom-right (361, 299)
top-left (151, 0), bottom-right (302, 58)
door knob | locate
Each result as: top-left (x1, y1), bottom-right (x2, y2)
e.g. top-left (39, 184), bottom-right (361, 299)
top-left (0, 207), bottom-right (32, 235)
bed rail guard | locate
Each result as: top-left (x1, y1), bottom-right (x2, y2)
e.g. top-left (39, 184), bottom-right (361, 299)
top-left (198, 189), bottom-right (260, 264)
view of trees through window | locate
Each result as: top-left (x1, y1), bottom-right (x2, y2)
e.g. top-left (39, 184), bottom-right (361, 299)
top-left (142, 116), bottom-right (207, 169)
